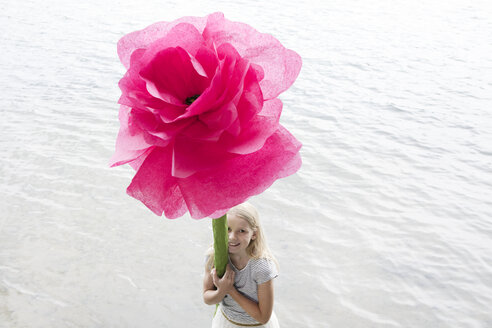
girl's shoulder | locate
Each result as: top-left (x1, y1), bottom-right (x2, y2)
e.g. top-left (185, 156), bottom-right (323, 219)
top-left (250, 257), bottom-right (279, 284)
top-left (250, 257), bottom-right (276, 267)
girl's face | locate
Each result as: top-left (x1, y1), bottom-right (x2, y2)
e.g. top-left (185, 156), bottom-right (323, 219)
top-left (227, 214), bottom-right (256, 256)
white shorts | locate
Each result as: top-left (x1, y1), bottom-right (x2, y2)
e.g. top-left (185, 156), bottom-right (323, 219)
top-left (211, 305), bottom-right (280, 328)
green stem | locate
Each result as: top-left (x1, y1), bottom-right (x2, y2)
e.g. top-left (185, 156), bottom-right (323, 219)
top-left (212, 214), bottom-right (229, 278)
top-left (212, 214), bottom-right (228, 316)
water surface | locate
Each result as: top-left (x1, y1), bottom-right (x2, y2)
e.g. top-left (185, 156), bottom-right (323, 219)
top-left (1, 0), bottom-right (492, 327)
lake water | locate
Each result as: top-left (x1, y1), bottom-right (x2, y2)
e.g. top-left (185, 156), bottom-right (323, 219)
top-left (1, 0), bottom-right (492, 327)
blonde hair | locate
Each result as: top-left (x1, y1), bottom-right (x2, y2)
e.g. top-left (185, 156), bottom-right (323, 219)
top-left (205, 202), bottom-right (277, 270)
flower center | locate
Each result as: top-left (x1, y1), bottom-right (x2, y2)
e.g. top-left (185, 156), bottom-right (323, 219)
top-left (185, 94), bottom-right (200, 105)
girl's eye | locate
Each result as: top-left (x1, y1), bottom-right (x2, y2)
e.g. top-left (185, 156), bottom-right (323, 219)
top-left (240, 229), bottom-right (245, 233)
top-left (228, 227), bottom-right (231, 232)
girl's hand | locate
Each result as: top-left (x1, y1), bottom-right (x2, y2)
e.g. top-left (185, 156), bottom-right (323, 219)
top-left (211, 264), bottom-right (236, 294)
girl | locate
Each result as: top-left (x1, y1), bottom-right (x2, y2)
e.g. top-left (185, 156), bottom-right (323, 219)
top-left (203, 203), bottom-right (280, 327)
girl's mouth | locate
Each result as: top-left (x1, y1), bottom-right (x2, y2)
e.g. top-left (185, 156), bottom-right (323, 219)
top-left (229, 243), bottom-right (240, 247)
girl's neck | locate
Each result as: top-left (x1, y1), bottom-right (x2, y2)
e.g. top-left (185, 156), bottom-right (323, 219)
top-left (229, 252), bottom-right (251, 270)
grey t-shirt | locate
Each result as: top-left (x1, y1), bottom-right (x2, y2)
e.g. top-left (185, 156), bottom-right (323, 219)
top-left (221, 257), bottom-right (278, 325)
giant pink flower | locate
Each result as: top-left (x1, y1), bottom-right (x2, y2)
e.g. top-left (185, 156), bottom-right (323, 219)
top-left (110, 12), bottom-right (302, 219)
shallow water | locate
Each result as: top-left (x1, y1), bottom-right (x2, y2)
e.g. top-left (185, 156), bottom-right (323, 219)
top-left (1, 0), bottom-right (492, 327)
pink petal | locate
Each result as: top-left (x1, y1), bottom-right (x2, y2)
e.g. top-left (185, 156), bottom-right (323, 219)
top-left (118, 49), bottom-right (188, 118)
top-left (172, 137), bottom-right (236, 178)
top-left (194, 46), bottom-right (219, 79)
top-left (226, 117), bottom-right (241, 137)
top-left (250, 63), bottom-right (264, 81)
top-left (128, 147), bottom-right (154, 172)
top-left (202, 12), bottom-right (302, 100)
top-left (180, 43), bottom-right (255, 123)
top-left (180, 120), bottom-right (224, 142)
top-left (177, 125), bottom-right (302, 219)
top-left (127, 147), bottom-right (187, 218)
top-left (140, 46), bottom-right (209, 105)
top-left (235, 62), bottom-right (263, 124)
top-left (178, 52), bottom-right (236, 119)
top-left (220, 98), bottom-right (282, 154)
top-left (109, 105), bottom-right (155, 167)
top-left (130, 109), bottom-right (193, 142)
top-left (198, 101), bottom-right (238, 131)
top-left (118, 17), bottom-right (210, 69)
top-left (118, 49), bottom-right (151, 107)
top-left (189, 55), bottom-right (208, 78)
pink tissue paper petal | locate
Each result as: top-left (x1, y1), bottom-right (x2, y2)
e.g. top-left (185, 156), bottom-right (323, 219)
top-left (110, 12), bottom-right (302, 219)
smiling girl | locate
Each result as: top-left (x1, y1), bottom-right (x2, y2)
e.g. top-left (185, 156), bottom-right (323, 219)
top-left (203, 203), bottom-right (280, 327)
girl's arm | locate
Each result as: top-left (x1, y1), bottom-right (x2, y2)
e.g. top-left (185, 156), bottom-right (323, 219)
top-left (229, 279), bottom-right (275, 325)
top-left (203, 265), bottom-right (235, 305)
